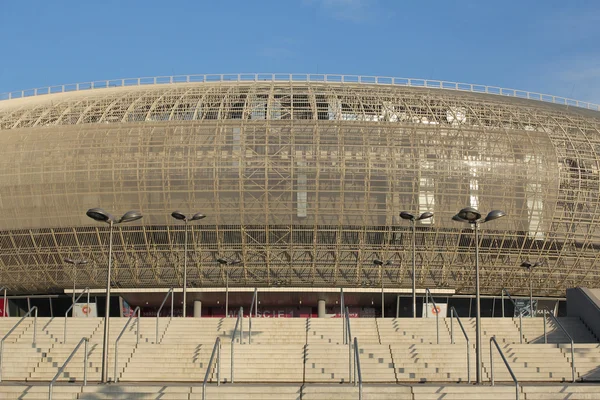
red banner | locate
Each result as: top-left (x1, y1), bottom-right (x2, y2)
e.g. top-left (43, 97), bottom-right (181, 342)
top-left (0, 299), bottom-right (5, 317)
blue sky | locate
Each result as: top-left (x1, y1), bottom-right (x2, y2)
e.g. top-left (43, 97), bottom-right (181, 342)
top-left (1, 0), bottom-right (599, 103)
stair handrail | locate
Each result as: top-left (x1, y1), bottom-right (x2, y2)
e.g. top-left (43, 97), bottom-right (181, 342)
top-left (543, 309), bottom-right (547, 343)
top-left (0, 287), bottom-right (7, 317)
top-left (345, 306), bottom-right (353, 383)
top-left (450, 306), bottom-right (471, 383)
top-left (341, 287), bottom-right (345, 344)
top-left (0, 306), bottom-right (38, 382)
top-left (63, 286), bottom-right (91, 343)
top-left (230, 306), bottom-right (243, 383)
top-left (490, 336), bottom-right (519, 400)
top-left (424, 288), bottom-right (440, 344)
top-left (353, 337), bottom-right (363, 399)
top-left (155, 287), bottom-right (174, 343)
top-left (501, 288), bottom-right (523, 344)
top-left (48, 337), bottom-right (88, 400)
top-left (545, 310), bottom-right (576, 382)
top-left (113, 306), bottom-right (141, 383)
top-left (248, 288), bottom-right (257, 344)
top-left (202, 337), bottom-right (221, 400)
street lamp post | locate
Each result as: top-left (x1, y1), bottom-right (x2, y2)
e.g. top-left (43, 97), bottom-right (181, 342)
top-left (64, 258), bottom-right (88, 305)
top-left (400, 211), bottom-right (434, 318)
top-left (521, 261), bottom-right (541, 318)
top-left (171, 212), bottom-right (206, 318)
top-left (452, 207), bottom-right (505, 384)
top-left (86, 208), bottom-right (143, 383)
top-left (373, 259), bottom-right (393, 318)
top-left (217, 258), bottom-right (241, 317)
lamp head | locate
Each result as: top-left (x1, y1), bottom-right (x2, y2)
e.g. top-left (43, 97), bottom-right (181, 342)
top-left (521, 260), bottom-right (541, 269)
top-left (64, 258), bottom-right (88, 265)
top-left (86, 208), bottom-right (113, 223)
top-left (400, 212), bottom-right (415, 221)
top-left (191, 213), bottom-right (206, 221)
top-left (171, 211), bottom-right (187, 221)
top-left (457, 207), bottom-right (482, 222)
top-left (452, 214), bottom-right (466, 222)
top-left (418, 211), bottom-right (434, 220)
top-left (119, 210), bottom-right (143, 223)
top-left (521, 261), bottom-right (533, 269)
top-left (216, 258), bottom-right (228, 265)
top-left (373, 259), bottom-right (384, 266)
top-left (484, 210), bottom-right (506, 223)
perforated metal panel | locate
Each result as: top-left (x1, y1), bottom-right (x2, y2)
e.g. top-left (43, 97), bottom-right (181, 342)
top-left (0, 81), bottom-right (599, 296)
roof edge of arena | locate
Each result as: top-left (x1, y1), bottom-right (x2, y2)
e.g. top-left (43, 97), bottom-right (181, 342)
top-left (2, 72), bottom-right (599, 112)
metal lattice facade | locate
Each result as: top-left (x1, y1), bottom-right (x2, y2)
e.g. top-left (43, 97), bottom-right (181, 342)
top-left (1, 77), bottom-right (600, 296)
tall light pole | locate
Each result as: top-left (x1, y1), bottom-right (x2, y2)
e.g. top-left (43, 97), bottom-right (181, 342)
top-left (373, 259), bottom-right (393, 318)
top-left (400, 211), bottom-right (433, 318)
top-left (452, 207), bottom-right (505, 384)
top-left (217, 258), bottom-right (241, 317)
top-left (64, 258), bottom-right (88, 305)
top-left (171, 211), bottom-right (206, 318)
top-left (521, 261), bottom-right (541, 317)
top-left (86, 208), bottom-right (142, 383)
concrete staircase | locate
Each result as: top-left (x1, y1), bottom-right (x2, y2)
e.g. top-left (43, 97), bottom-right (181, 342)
top-left (482, 342), bottom-right (574, 382)
top-left (391, 343), bottom-right (474, 382)
top-left (522, 384), bottom-right (600, 399)
top-left (0, 317), bottom-right (50, 382)
top-left (0, 315), bottom-right (597, 389)
top-left (302, 383), bottom-right (412, 400)
top-left (521, 317), bottom-right (598, 344)
top-left (446, 317), bottom-right (525, 344)
top-left (121, 318), bottom-right (234, 382)
top-left (247, 318), bottom-right (306, 344)
top-left (563, 343), bottom-right (600, 381)
top-left (412, 384), bottom-right (519, 399)
top-left (5, 383), bottom-right (600, 399)
top-left (378, 318), bottom-right (451, 344)
top-left (0, 383), bottom-right (82, 400)
top-left (29, 317), bottom-right (153, 382)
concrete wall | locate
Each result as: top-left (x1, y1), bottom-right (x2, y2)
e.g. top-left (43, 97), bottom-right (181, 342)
top-left (566, 287), bottom-right (600, 338)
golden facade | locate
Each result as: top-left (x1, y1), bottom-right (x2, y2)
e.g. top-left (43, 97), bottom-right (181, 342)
top-left (0, 77), bottom-right (599, 296)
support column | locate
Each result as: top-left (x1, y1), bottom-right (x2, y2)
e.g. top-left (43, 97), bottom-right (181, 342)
top-left (318, 299), bottom-right (326, 318)
top-left (193, 301), bottom-right (202, 318)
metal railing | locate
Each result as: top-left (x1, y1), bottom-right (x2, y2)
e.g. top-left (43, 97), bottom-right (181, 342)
top-left (114, 306), bottom-right (141, 382)
top-left (341, 288), bottom-right (346, 344)
top-left (230, 307), bottom-right (243, 383)
top-left (0, 306), bottom-right (37, 382)
top-left (501, 288), bottom-right (523, 344)
top-left (345, 306), bottom-right (353, 383)
top-left (248, 288), bottom-right (257, 344)
top-left (2, 73), bottom-right (599, 112)
top-left (63, 287), bottom-right (90, 343)
top-left (545, 311), bottom-right (576, 382)
top-left (155, 287), bottom-right (174, 344)
top-left (202, 337), bottom-right (221, 400)
top-left (543, 309), bottom-right (548, 343)
top-left (0, 287), bottom-right (7, 317)
top-left (450, 306), bottom-right (471, 383)
top-left (424, 288), bottom-right (440, 344)
top-left (490, 336), bottom-right (519, 400)
top-left (48, 337), bottom-right (88, 400)
top-left (353, 337), bottom-right (363, 400)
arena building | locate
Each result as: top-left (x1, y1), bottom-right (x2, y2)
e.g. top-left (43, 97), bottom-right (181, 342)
top-left (0, 74), bottom-right (599, 316)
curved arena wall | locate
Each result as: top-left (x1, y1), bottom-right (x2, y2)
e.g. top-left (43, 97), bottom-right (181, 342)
top-left (0, 80), bottom-right (599, 296)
